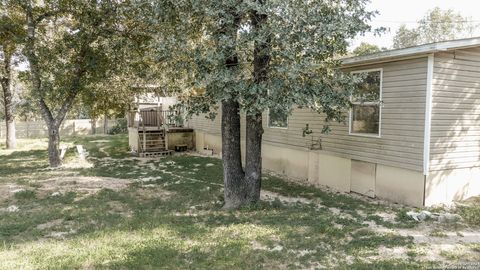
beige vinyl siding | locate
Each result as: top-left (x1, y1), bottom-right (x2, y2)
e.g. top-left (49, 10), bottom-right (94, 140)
top-left (429, 48), bottom-right (480, 171)
top-left (188, 111), bottom-right (222, 136)
top-left (188, 57), bottom-right (428, 172)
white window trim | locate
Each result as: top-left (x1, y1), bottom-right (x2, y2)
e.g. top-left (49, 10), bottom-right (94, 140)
top-left (267, 108), bottom-right (289, 129)
top-left (348, 68), bottom-right (383, 138)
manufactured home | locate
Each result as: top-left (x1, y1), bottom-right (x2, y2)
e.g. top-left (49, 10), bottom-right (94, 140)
top-left (186, 38), bottom-right (480, 207)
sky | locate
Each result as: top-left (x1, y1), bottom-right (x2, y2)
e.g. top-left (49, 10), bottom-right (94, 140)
top-left (351, 0), bottom-right (480, 49)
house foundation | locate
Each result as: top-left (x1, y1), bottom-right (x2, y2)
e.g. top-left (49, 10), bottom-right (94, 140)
top-left (193, 130), bottom-right (428, 207)
top-left (425, 168), bottom-right (480, 206)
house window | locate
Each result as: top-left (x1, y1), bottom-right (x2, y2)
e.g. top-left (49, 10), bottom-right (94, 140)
top-left (268, 108), bottom-right (288, 128)
top-left (349, 69), bottom-right (382, 137)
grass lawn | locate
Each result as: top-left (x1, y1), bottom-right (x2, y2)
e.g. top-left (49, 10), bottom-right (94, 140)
top-left (0, 135), bottom-right (478, 269)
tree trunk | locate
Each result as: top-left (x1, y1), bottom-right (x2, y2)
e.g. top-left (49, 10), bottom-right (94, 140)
top-left (5, 118), bottom-right (16, 149)
top-left (245, 113), bottom-right (263, 202)
top-left (244, 6), bottom-right (270, 203)
top-left (218, 7), bottom-right (247, 209)
top-left (221, 100), bottom-right (246, 209)
top-left (91, 118), bottom-right (97, 135)
top-left (47, 124), bottom-right (61, 167)
top-left (1, 52), bottom-right (16, 149)
top-left (103, 116), bottom-right (108, 134)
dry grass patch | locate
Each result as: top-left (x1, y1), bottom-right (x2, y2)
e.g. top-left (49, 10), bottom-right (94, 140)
top-left (36, 176), bottom-right (131, 197)
top-left (1, 135), bottom-right (479, 270)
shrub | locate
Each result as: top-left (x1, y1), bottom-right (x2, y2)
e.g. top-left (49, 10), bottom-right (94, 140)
top-left (14, 190), bottom-right (36, 200)
top-left (108, 118), bottom-right (128, 135)
top-left (457, 205), bottom-right (480, 227)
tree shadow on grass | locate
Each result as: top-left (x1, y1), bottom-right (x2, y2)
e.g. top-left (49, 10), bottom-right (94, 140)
top-left (99, 243), bottom-right (188, 270)
top-left (0, 180), bottom-right (422, 270)
top-left (0, 135), bottom-right (427, 269)
top-left (0, 149), bottom-right (49, 178)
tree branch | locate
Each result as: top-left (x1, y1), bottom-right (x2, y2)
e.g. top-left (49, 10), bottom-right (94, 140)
top-left (34, 10), bottom-right (59, 24)
top-left (53, 43), bottom-right (89, 126)
top-left (24, 2), bottom-right (54, 125)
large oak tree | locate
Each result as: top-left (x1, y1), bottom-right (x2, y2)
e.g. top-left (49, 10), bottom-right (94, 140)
top-left (154, 0), bottom-right (377, 208)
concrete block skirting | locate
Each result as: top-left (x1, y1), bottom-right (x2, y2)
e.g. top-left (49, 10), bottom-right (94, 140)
top-left (375, 165), bottom-right (424, 207)
top-left (196, 132), bottom-right (223, 155)
top-left (192, 130), bottom-right (479, 207)
top-left (309, 152), bottom-right (351, 192)
top-left (425, 167), bottom-right (480, 206)
top-left (262, 143), bottom-right (310, 180)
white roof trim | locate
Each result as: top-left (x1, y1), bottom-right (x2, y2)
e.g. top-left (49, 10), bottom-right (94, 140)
top-left (342, 37), bottom-right (480, 66)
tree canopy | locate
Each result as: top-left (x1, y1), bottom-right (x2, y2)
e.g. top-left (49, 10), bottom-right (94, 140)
top-left (14, 0), bottom-right (153, 166)
top-left (352, 42), bottom-right (382, 56)
top-left (393, 7), bottom-right (477, 49)
top-left (157, 0), bottom-right (377, 125)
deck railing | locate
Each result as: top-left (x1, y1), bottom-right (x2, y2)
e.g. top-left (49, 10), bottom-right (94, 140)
top-left (128, 109), bottom-right (183, 128)
top-left (162, 110), bottom-right (183, 127)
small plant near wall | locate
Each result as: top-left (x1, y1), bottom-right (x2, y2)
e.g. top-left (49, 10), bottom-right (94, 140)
top-left (302, 124), bottom-right (313, 137)
top-left (302, 124), bottom-right (322, 150)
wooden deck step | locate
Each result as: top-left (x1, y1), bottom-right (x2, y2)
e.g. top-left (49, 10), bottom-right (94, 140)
top-left (137, 130), bottom-right (169, 157)
top-left (139, 133), bottom-right (165, 136)
top-left (140, 143), bottom-right (165, 148)
top-left (143, 147), bottom-right (166, 151)
top-left (139, 139), bottom-right (165, 143)
top-left (142, 141), bottom-right (165, 145)
top-left (140, 137), bottom-right (165, 140)
top-left (144, 146), bottom-right (166, 150)
top-left (140, 143), bottom-right (165, 147)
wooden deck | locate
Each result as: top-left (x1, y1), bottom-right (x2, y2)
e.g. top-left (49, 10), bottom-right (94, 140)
top-left (127, 108), bottom-right (192, 157)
